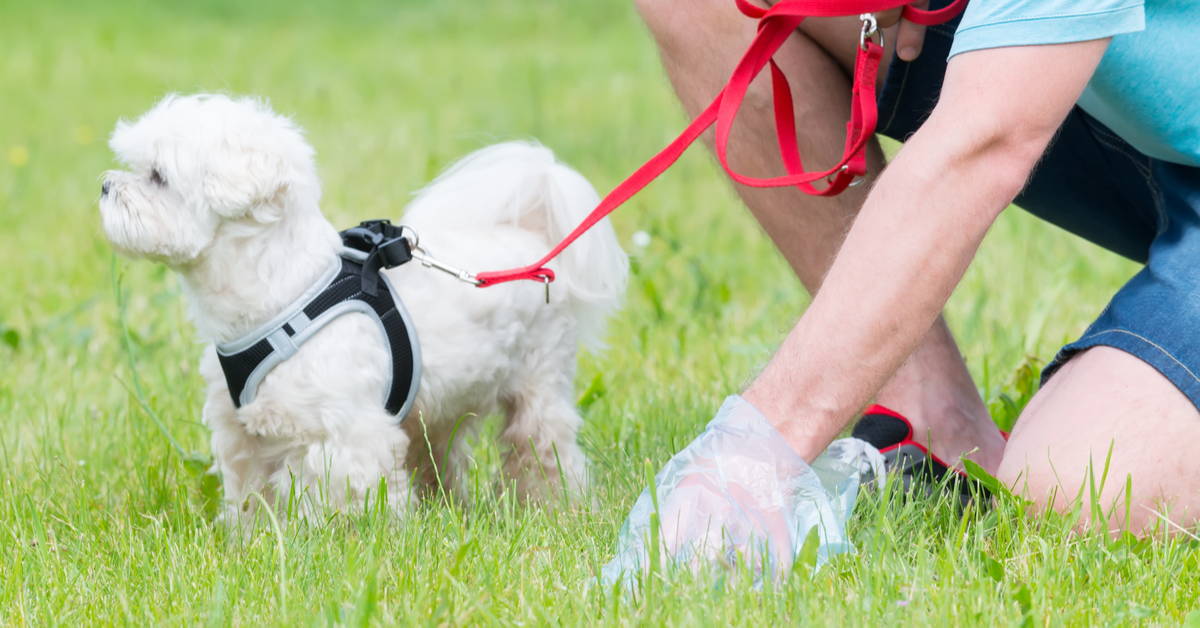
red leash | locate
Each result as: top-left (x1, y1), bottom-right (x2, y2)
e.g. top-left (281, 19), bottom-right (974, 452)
top-left (473, 0), bottom-right (967, 288)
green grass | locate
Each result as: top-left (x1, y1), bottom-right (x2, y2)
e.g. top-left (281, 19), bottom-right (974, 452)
top-left (1, 0), bottom-right (1196, 624)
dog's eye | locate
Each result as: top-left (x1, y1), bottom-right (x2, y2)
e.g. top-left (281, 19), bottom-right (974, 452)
top-left (150, 168), bottom-right (166, 187)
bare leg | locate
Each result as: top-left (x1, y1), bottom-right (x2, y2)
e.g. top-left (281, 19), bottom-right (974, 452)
top-left (636, 0), bottom-right (1004, 470)
top-left (998, 346), bottom-right (1200, 534)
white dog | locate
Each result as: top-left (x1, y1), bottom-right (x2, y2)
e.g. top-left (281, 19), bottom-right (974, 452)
top-left (99, 94), bottom-right (627, 521)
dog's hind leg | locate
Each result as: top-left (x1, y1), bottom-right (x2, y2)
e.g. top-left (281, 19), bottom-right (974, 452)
top-left (402, 407), bottom-right (479, 506)
top-left (500, 366), bottom-right (590, 505)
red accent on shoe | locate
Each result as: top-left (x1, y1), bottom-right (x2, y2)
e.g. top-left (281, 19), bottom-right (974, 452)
top-left (862, 403), bottom-right (907, 422)
top-left (861, 404), bottom-right (967, 478)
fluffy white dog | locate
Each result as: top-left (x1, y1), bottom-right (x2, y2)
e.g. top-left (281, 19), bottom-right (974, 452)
top-left (99, 94), bottom-right (627, 521)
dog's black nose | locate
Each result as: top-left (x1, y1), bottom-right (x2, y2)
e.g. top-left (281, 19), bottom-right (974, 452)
top-left (101, 180), bottom-right (111, 196)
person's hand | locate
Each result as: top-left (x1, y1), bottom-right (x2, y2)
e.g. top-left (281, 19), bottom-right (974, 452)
top-left (878, 0), bottom-right (930, 61)
top-left (600, 395), bottom-right (863, 587)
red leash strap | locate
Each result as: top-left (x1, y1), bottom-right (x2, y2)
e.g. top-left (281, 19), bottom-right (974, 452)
top-left (473, 95), bottom-right (726, 287)
top-left (474, 0), bottom-right (966, 288)
top-left (903, 0), bottom-right (968, 25)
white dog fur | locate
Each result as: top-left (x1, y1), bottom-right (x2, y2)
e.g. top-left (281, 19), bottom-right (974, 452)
top-left (99, 94), bottom-right (628, 522)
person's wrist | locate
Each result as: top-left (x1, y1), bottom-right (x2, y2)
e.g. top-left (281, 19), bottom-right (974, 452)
top-left (741, 385), bottom-right (841, 463)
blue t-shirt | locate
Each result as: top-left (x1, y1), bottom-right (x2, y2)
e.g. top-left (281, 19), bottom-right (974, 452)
top-left (949, 0), bottom-right (1199, 167)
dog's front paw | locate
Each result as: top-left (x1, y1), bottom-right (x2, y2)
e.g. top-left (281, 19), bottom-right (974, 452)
top-left (237, 397), bottom-right (301, 438)
top-left (213, 499), bottom-right (258, 539)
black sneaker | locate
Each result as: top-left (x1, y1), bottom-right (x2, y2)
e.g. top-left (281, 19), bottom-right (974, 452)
top-left (852, 404), bottom-right (977, 506)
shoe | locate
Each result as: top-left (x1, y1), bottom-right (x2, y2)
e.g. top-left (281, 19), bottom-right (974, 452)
top-left (851, 404), bottom-right (977, 506)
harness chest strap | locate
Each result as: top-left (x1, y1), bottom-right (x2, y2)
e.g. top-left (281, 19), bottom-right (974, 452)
top-left (472, 0), bottom-right (967, 288)
top-left (215, 244), bottom-right (423, 418)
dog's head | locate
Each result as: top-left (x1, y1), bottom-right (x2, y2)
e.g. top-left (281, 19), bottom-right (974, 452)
top-left (99, 94), bottom-right (321, 266)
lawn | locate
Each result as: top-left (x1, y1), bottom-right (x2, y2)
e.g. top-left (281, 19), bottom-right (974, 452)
top-left (1, 0), bottom-right (1195, 624)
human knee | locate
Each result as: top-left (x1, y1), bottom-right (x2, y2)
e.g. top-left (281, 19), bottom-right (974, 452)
top-left (998, 415), bottom-right (1151, 531)
top-left (998, 444), bottom-right (1176, 534)
top-left (996, 449), bottom-right (1058, 505)
top-left (995, 413), bottom-right (1078, 508)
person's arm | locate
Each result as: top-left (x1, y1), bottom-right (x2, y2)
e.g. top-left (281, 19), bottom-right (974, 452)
top-left (743, 39), bottom-right (1111, 462)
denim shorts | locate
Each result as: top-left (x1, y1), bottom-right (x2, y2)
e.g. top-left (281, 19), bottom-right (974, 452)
top-left (875, 1), bottom-right (1200, 408)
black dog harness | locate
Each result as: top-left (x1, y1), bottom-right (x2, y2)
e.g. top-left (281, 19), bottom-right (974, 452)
top-left (215, 220), bottom-right (422, 417)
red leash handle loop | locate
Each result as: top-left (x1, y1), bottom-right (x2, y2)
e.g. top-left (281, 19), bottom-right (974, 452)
top-left (475, 0), bottom-right (965, 288)
top-left (902, 0), bottom-right (968, 25)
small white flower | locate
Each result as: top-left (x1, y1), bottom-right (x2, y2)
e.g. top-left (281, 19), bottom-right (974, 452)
top-left (631, 231), bottom-right (651, 248)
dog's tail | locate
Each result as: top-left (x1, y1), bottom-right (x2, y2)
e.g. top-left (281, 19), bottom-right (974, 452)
top-left (403, 141), bottom-right (628, 351)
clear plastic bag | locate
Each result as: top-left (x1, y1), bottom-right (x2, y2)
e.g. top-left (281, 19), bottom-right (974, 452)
top-left (600, 395), bottom-right (880, 588)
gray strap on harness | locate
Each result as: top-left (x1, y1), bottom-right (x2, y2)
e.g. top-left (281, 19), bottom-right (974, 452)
top-left (215, 249), bottom-right (422, 418)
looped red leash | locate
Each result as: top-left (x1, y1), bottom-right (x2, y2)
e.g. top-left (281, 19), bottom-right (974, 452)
top-left (474, 0), bottom-right (967, 288)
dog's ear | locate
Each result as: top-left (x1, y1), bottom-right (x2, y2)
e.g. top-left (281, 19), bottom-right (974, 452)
top-left (203, 142), bottom-right (292, 221)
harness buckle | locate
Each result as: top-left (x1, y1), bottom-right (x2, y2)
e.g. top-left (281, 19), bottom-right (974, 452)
top-left (377, 237), bottom-right (413, 268)
top-left (343, 219), bottom-right (414, 268)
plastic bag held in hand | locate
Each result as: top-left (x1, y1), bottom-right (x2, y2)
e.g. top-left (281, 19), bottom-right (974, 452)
top-left (601, 395), bottom-right (883, 587)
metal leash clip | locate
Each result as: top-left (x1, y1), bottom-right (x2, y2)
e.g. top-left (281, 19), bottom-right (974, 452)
top-left (400, 227), bottom-right (483, 286)
top-left (859, 13), bottom-right (884, 51)
top-left (826, 164), bottom-right (868, 188)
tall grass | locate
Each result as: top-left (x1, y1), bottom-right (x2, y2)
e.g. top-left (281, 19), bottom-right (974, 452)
top-left (1, 0), bottom-right (1193, 624)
